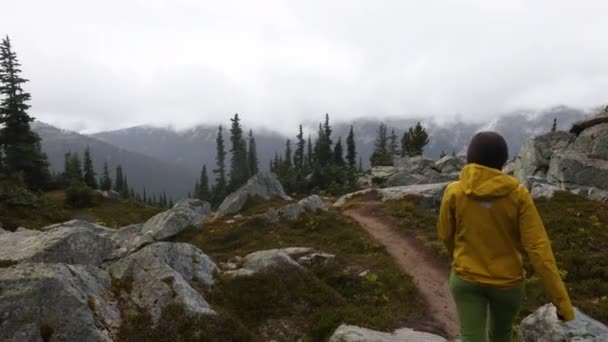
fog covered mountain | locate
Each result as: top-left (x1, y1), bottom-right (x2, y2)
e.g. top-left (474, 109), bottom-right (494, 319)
top-left (34, 106), bottom-right (587, 198)
top-left (33, 122), bottom-right (197, 198)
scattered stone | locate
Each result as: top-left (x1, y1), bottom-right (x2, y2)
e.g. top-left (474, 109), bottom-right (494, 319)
top-left (108, 242), bottom-right (217, 321)
top-left (0, 263), bottom-right (120, 342)
top-left (95, 189), bottom-right (121, 200)
top-left (0, 227), bottom-right (113, 266)
top-left (215, 173), bottom-right (291, 218)
top-left (241, 249), bottom-right (303, 273)
top-left (329, 324), bottom-right (447, 342)
top-left (297, 195), bottom-right (325, 211)
top-left (141, 198), bottom-right (210, 241)
top-left (520, 304), bottom-right (608, 342)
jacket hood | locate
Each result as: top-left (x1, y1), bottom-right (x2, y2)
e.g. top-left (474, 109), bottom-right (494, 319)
top-left (459, 163), bottom-right (520, 198)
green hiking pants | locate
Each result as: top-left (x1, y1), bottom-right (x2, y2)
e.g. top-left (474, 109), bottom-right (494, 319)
top-left (449, 272), bottom-right (525, 342)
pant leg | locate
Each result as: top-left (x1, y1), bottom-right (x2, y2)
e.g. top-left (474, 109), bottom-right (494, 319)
top-left (449, 272), bottom-right (489, 342)
top-left (486, 283), bottom-right (525, 342)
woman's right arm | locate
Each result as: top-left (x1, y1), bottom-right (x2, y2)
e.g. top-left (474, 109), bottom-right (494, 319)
top-left (518, 186), bottom-right (575, 321)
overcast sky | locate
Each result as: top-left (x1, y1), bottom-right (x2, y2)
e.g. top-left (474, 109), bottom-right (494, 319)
top-left (3, 0), bottom-right (608, 133)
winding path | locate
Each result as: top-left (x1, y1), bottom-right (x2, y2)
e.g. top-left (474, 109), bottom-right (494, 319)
top-left (345, 207), bottom-right (459, 340)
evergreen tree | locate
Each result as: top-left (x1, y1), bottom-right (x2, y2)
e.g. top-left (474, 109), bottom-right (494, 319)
top-left (228, 114), bottom-right (248, 191)
top-left (0, 36), bottom-right (51, 190)
top-left (143, 187), bottom-right (147, 203)
top-left (306, 135), bottom-right (313, 170)
top-left (247, 129), bottom-right (258, 175)
top-left (283, 139), bottom-right (293, 171)
top-left (551, 118), bottom-right (557, 132)
top-left (333, 137), bottom-right (344, 166)
top-left (121, 175), bottom-right (129, 198)
top-left (114, 165), bottom-right (124, 192)
top-left (294, 124), bottom-right (305, 171)
top-left (389, 129), bottom-right (399, 157)
top-left (83, 146), bottom-right (97, 189)
top-left (317, 114), bottom-right (333, 166)
top-left (346, 125), bottom-right (357, 170)
top-left (440, 150), bottom-right (447, 158)
top-left (370, 123), bottom-right (393, 166)
top-left (169, 198), bottom-right (174, 208)
top-left (193, 179), bottom-right (200, 199)
top-left (358, 157), bottom-right (363, 172)
top-left (198, 165), bottom-right (210, 201)
top-left (401, 122), bottom-right (429, 157)
top-left (212, 125), bottom-right (227, 207)
top-left (64, 152), bottom-right (83, 183)
top-left (101, 161), bottom-right (112, 191)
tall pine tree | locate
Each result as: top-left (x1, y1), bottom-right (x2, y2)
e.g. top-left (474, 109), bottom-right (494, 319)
top-left (333, 137), bottom-right (344, 166)
top-left (198, 165), bottom-right (210, 201)
top-left (401, 122), bottom-right (429, 157)
top-left (83, 146), bottom-right (97, 189)
top-left (370, 123), bottom-right (393, 166)
top-left (247, 129), bottom-right (258, 176)
top-left (101, 161), bottom-right (112, 191)
top-left (346, 125), bottom-right (357, 170)
top-left (211, 125), bottom-right (227, 207)
top-left (114, 165), bottom-right (124, 192)
top-left (389, 129), bottom-right (399, 157)
top-left (0, 36), bottom-right (51, 189)
top-left (294, 124), bottom-right (305, 171)
top-left (228, 114), bottom-right (248, 191)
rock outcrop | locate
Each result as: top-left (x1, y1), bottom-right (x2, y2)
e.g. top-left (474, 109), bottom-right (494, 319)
top-left (334, 183), bottom-right (449, 209)
top-left (520, 304), bottom-right (608, 342)
top-left (512, 113), bottom-right (608, 202)
top-left (0, 263), bottom-right (120, 342)
top-left (215, 173), bottom-right (292, 218)
top-left (108, 242), bottom-right (217, 321)
top-left (0, 226), bottom-right (113, 266)
top-left (359, 156), bottom-right (463, 189)
top-left (329, 324), bottom-right (447, 342)
top-left (255, 195), bottom-right (326, 223)
top-left (0, 198), bottom-right (216, 341)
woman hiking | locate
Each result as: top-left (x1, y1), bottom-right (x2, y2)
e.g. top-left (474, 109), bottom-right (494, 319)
top-left (437, 132), bottom-right (575, 342)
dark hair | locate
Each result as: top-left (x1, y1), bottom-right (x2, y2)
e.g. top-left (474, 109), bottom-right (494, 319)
top-left (466, 132), bottom-right (509, 170)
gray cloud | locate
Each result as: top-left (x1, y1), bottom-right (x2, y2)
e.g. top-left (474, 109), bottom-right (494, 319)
top-left (3, 0), bottom-right (608, 132)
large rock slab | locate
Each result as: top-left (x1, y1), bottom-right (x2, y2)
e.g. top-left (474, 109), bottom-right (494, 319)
top-left (434, 155), bottom-right (465, 174)
top-left (358, 166), bottom-right (400, 187)
top-left (334, 183), bottom-right (449, 209)
top-left (141, 198), bottom-right (210, 241)
top-left (570, 112), bottom-right (608, 135)
top-left (512, 131), bottom-right (574, 182)
top-left (520, 304), bottom-right (608, 342)
top-left (215, 173), bottom-right (291, 218)
top-left (0, 263), bottom-right (120, 342)
top-left (108, 242), bottom-right (217, 321)
top-left (546, 150), bottom-right (608, 190)
top-left (329, 324), bottom-right (447, 342)
top-left (0, 227), bottom-right (113, 266)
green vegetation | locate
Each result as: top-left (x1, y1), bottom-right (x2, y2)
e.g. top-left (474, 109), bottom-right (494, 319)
top-left (175, 209), bottom-right (433, 341)
top-left (401, 122), bottom-right (430, 157)
top-left (379, 191), bottom-right (608, 325)
top-left (0, 190), bottom-right (161, 230)
top-left (118, 304), bottom-right (253, 342)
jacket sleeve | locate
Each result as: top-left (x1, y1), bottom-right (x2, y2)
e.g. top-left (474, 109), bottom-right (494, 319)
top-left (437, 184), bottom-right (456, 257)
top-left (518, 186), bottom-right (575, 321)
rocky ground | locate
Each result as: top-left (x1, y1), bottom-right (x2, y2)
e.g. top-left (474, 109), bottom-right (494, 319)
top-left (2, 112), bottom-right (608, 341)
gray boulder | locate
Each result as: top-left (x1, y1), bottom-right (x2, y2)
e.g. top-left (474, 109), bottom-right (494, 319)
top-left (394, 156), bottom-right (436, 174)
top-left (0, 227), bottom-right (113, 266)
top-left (140, 198), bottom-right (210, 241)
top-left (0, 263), bottom-right (120, 342)
top-left (434, 155), bottom-right (465, 174)
top-left (215, 173), bottom-right (291, 218)
top-left (358, 166), bottom-right (399, 187)
top-left (546, 150), bottom-right (608, 190)
top-left (520, 304), bottom-right (608, 342)
top-left (329, 324), bottom-right (447, 342)
top-left (241, 249), bottom-right (303, 273)
top-left (298, 195), bottom-right (325, 211)
top-left (108, 242), bottom-right (217, 321)
top-left (108, 223), bottom-right (151, 259)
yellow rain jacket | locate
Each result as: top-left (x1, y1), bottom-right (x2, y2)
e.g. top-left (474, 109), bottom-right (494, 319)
top-left (437, 163), bottom-right (575, 320)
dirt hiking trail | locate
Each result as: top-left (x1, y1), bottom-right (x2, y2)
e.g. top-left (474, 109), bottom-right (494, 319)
top-left (345, 206), bottom-right (459, 339)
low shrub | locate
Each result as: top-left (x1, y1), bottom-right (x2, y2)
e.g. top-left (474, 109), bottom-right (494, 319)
top-left (65, 182), bottom-right (97, 208)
